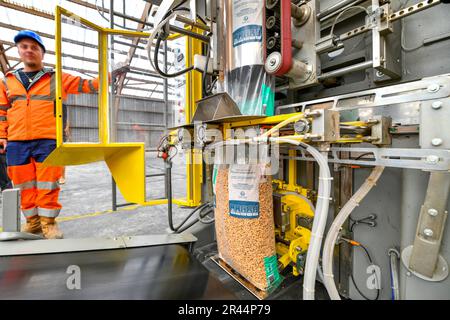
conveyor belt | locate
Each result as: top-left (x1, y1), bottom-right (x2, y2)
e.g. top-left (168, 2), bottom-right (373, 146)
top-left (0, 244), bottom-right (237, 299)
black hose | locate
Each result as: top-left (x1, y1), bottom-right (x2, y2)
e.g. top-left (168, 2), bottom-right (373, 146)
top-left (166, 158), bottom-right (212, 232)
top-left (350, 243), bottom-right (380, 300)
top-left (165, 154), bottom-right (214, 233)
top-left (153, 4), bottom-right (209, 79)
top-left (171, 203), bottom-right (209, 233)
top-left (202, 40), bottom-right (211, 97)
top-left (154, 37), bottom-right (194, 78)
top-left (176, 204), bottom-right (214, 233)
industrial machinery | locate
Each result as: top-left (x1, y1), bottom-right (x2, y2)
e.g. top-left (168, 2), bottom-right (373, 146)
top-left (1, 0), bottom-right (450, 301)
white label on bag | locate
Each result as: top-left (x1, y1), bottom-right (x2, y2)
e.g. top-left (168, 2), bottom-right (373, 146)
top-left (228, 164), bottom-right (260, 218)
top-left (231, 0), bottom-right (264, 68)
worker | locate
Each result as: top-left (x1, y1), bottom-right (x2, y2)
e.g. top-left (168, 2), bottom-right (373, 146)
top-left (0, 30), bottom-right (124, 239)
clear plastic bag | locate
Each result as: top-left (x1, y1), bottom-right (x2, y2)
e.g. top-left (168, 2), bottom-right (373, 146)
top-left (214, 164), bottom-right (281, 291)
top-left (223, 0), bottom-right (275, 116)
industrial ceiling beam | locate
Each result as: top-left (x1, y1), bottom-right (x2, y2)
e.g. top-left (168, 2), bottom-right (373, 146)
top-left (0, 39), bottom-right (173, 69)
top-left (0, 0), bottom-right (175, 100)
top-left (65, 0), bottom-right (110, 13)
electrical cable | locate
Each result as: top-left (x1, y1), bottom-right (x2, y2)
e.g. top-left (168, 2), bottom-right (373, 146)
top-left (169, 202), bottom-right (211, 232)
top-left (349, 242), bottom-right (380, 300)
top-left (354, 152), bottom-right (374, 161)
top-left (202, 37), bottom-right (211, 97)
top-left (198, 204), bottom-right (215, 224)
top-left (329, 6), bottom-right (370, 42)
top-left (148, 7), bottom-right (198, 78)
top-left (349, 213), bottom-right (377, 232)
top-left (322, 166), bottom-right (384, 300)
top-left (350, 217), bottom-right (375, 232)
top-left (154, 36), bottom-right (195, 78)
top-left (176, 204), bottom-right (214, 233)
top-left (147, 1), bottom-right (210, 78)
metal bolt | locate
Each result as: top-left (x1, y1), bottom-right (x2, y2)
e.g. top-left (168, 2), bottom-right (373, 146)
top-left (269, 58), bottom-right (276, 66)
top-left (406, 271), bottom-right (412, 277)
top-left (426, 155), bottom-right (440, 164)
top-left (427, 84), bottom-right (440, 93)
top-left (423, 228), bottom-right (434, 237)
top-left (428, 208), bottom-right (439, 217)
top-left (431, 138), bottom-right (443, 146)
top-left (376, 71), bottom-right (384, 78)
top-left (432, 101), bottom-right (443, 110)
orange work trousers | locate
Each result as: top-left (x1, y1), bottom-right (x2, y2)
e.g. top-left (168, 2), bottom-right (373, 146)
top-left (6, 140), bottom-right (63, 219)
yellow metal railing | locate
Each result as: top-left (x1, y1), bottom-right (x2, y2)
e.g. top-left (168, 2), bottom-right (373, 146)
top-left (45, 6), bottom-right (205, 207)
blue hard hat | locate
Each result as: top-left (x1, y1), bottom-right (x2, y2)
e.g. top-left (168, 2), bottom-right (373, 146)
top-left (14, 30), bottom-right (46, 53)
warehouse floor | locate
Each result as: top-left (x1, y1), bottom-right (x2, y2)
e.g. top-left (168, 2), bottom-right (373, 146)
top-left (0, 152), bottom-right (192, 238)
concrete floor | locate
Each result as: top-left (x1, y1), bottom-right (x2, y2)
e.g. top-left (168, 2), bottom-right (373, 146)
top-left (0, 152), bottom-right (194, 238)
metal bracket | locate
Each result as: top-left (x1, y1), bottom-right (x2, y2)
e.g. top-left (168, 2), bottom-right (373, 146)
top-left (370, 115), bottom-right (392, 145)
top-left (403, 172), bottom-right (450, 280)
top-left (420, 99), bottom-right (450, 149)
top-left (1, 189), bottom-right (21, 233)
top-left (281, 147), bottom-right (450, 171)
top-left (310, 109), bottom-right (340, 142)
top-left (276, 73), bottom-right (450, 118)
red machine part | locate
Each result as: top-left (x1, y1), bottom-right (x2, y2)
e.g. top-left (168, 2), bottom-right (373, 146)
top-left (273, 0), bottom-right (293, 76)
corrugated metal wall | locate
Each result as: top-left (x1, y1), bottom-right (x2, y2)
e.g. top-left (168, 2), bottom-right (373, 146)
top-left (65, 94), bottom-right (173, 148)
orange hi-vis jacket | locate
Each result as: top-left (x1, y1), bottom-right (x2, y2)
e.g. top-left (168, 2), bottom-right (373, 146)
top-left (0, 68), bottom-right (99, 141)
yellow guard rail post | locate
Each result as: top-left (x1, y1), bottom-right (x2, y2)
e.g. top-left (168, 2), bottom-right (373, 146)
top-left (45, 6), bottom-right (207, 207)
top-left (44, 6), bottom-right (155, 205)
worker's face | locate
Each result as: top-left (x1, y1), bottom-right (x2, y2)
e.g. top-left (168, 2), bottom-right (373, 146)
top-left (17, 38), bottom-right (44, 68)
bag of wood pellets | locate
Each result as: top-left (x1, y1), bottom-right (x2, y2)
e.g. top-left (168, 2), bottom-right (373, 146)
top-left (214, 164), bottom-right (282, 292)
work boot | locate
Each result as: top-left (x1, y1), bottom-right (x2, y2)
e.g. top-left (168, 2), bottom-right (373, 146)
top-left (21, 215), bottom-right (42, 234)
top-left (40, 216), bottom-right (64, 239)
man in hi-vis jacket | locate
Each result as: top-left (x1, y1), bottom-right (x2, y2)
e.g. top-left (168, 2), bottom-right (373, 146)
top-left (0, 30), bottom-right (101, 239)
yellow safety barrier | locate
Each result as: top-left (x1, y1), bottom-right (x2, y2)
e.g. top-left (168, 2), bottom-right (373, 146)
top-left (43, 6), bottom-right (149, 204)
top-left (45, 6), bottom-right (205, 206)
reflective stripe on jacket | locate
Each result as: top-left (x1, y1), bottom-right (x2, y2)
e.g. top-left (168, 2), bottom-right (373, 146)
top-left (0, 68), bottom-right (98, 140)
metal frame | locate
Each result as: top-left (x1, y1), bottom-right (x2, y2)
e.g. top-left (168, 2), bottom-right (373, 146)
top-left (277, 73), bottom-right (450, 114)
top-left (281, 147), bottom-right (450, 171)
top-left (0, 233), bottom-right (197, 257)
top-left (182, 27), bottom-right (204, 207)
top-left (50, 6), bottom-right (201, 207)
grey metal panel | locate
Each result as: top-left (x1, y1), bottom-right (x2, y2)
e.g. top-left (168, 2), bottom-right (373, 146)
top-left (399, 169), bottom-right (450, 300)
top-left (349, 136), bottom-right (450, 300)
top-left (1, 189), bottom-right (20, 232)
top-left (284, 0), bottom-right (450, 103)
top-left (0, 234), bottom-right (196, 257)
top-left (350, 166), bottom-right (403, 300)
